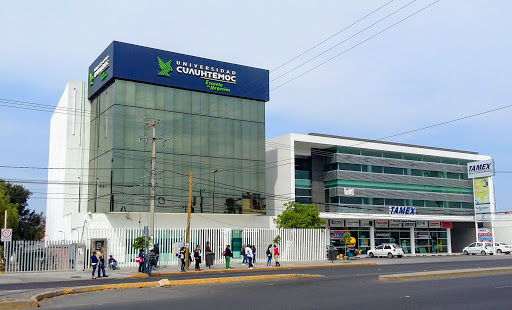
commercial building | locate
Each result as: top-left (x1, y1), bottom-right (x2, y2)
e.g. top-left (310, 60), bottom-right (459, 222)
top-left (266, 133), bottom-right (493, 254)
top-left (46, 41), bottom-right (270, 240)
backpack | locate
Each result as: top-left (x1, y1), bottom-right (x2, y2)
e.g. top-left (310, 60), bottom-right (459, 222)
top-left (149, 257), bottom-right (157, 266)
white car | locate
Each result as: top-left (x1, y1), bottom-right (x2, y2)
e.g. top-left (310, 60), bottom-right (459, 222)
top-left (367, 243), bottom-right (404, 258)
top-left (462, 242), bottom-right (494, 255)
top-left (495, 242), bottom-right (511, 254)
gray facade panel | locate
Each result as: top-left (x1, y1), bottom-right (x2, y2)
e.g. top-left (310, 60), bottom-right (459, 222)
top-left (311, 154), bottom-right (325, 204)
top-left (329, 187), bottom-right (473, 203)
top-left (327, 153), bottom-right (467, 173)
top-left (324, 170), bottom-right (473, 189)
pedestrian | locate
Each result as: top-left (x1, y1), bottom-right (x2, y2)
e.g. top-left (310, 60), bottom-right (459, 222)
top-left (108, 255), bottom-right (118, 270)
top-left (241, 244), bottom-right (247, 265)
top-left (273, 244), bottom-right (280, 267)
top-left (251, 245), bottom-right (256, 264)
top-left (90, 251), bottom-right (98, 279)
top-left (179, 247), bottom-right (186, 272)
top-left (147, 249), bottom-right (157, 276)
top-left (194, 245), bottom-right (202, 271)
top-left (154, 243), bottom-right (160, 268)
top-left (205, 241), bottom-right (214, 268)
top-left (266, 244), bottom-right (273, 267)
top-left (245, 244), bottom-right (254, 269)
top-left (138, 249), bottom-right (146, 273)
top-left (223, 245), bottom-right (233, 269)
top-left (97, 248), bottom-right (108, 278)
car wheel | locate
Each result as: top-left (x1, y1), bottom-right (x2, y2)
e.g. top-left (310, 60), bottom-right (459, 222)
top-left (463, 250), bottom-right (469, 255)
top-left (497, 249), bottom-right (502, 254)
top-left (506, 252), bottom-right (510, 255)
top-left (397, 255), bottom-right (403, 258)
top-left (481, 251), bottom-right (486, 255)
top-left (368, 252), bottom-right (374, 258)
top-left (387, 252), bottom-right (394, 259)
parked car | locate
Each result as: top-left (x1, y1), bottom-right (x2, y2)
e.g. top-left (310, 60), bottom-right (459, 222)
top-left (494, 242), bottom-right (511, 254)
top-left (367, 243), bottom-right (404, 258)
top-left (462, 242), bottom-right (494, 255)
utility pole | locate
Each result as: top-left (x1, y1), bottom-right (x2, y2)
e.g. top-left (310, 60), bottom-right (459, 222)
top-left (211, 169), bottom-right (218, 213)
top-left (185, 171), bottom-right (193, 270)
top-left (146, 120), bottom-right (159, 241)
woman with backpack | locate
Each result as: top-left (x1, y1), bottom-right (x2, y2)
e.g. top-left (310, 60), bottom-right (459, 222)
top-left (266, 244), bottom-right (273, 267)
top-left (223, 245), bottom-right (233, 269)
top-left (138, 249), bottom-right (146, 273)
top-left (194, 245), bottom-right (202, 271)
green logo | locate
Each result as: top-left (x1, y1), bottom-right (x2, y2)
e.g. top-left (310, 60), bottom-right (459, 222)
top-left (100, 71), bottom-right (107, 81)
top-left (157, 57), bottom-right (172, 77)
top-left (89, 73), bottom-right (94, 86)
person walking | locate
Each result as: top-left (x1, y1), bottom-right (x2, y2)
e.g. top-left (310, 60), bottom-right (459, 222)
top-left (273, 244), bottom-right (281, 267)
top-left (97, 249), bottom-right (108, 278)
top-left (90, 251), bottom-right (98, 279)
top-left (153, 243), bottom-right (160, 268)
top-left (194, 245), bottom-right (202, 271)
top-left (251, 245), bottom-right (256, 264)
top-left (138, 249), bottom-right (146, 273)
top-left (223, 245), bottom-right (233, 269)
top-left (245, 245), bottom-right (254, 269)
top-left (179, 247), bottom-right (186, 272)
top-left (241, 244), bottom-right (247, 265)
top-left (266, 244), bottom-right (273, 267)
top-left (147, 249), bottom-right (157, 276)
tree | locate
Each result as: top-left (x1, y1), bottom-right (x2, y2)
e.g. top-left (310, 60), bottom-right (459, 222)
top-left (1, 180), bottom-right (45, 240)
top-left (132, 236), bottom-right (152, 250)
top-left (0, 182), bottom-right (19, 231)
top-left (273, 201), bottom-right (326, 229)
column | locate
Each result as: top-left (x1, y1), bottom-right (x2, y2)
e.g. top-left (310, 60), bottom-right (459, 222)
top-left (410, 227), bottom-right (416, 255)
top-left (370, 226), bottom-right (375, 250)
top-left (447, 228), bottom-right (452, 254)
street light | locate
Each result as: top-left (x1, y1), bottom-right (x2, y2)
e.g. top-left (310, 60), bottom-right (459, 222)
top-left (58, 230), bottom-right (66, 241)
top-left (211, 169), bottom-right (218, 213)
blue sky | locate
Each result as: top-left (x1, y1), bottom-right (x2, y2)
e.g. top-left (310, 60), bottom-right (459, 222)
top-left (0, 1), bottom-right (511, 214)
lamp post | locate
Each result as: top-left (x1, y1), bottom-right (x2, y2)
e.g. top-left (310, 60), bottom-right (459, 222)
top-left (211, 170), bottom-right (218, 213)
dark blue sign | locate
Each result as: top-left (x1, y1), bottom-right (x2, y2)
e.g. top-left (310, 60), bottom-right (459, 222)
top-left (88, 41), bottom-right (269, 101)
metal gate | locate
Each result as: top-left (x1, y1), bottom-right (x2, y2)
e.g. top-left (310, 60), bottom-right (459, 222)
top-left (3, 240), bottom-right (77, 272)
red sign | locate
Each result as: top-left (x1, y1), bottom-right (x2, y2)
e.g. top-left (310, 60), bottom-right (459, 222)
top-left (441, 222), bottom-right (453, 228)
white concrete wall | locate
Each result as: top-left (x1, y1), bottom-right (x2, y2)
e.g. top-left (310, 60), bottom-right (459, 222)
top-left (46, 81), bottom-right (89, 240)
top-left (266, 134), bottom-right (295, 216)
top-left (493, 214), bottom-right (512, 244)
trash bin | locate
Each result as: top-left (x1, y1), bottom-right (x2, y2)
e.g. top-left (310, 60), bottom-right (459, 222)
top-left (327, 249), bottom-right (338, 261)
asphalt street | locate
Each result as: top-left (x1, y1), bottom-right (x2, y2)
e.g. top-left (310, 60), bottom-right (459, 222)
top-left (39, 271), bottom-right (512, 310)
top-left (2, 255), bottom-right (512, 291)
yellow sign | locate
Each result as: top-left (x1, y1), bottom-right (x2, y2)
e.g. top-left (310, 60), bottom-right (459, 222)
top-left (473, 178), bottom-right (490, 205)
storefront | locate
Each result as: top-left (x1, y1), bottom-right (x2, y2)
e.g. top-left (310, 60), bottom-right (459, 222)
top-left (329, 219), bottom-right (453, 255)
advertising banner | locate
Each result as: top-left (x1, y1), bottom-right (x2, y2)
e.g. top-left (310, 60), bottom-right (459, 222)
top-left (467, 160), bottom-right (495, 179)
top-left (329, 219), bottom-right (345, 227)
top-left (389, 220), bottom-right (402, 228)
top-left (441, 222), bottom-right (453, 228)
top-left (345, 219), bottom-right (360, 227)
top-left (429, 221), bottom-right (441, 228)
top-left (330, 230), bottom-right (349, 238)
top-left (402, 221), bottom-right (416, 228)
top-left (375, 232), bottom-right (390, 238)
top-left (88, 41), bottom-right (270, 101)
top-left (416, 221), bottom-right (428, 228)
top-left (375, 220), bottom-right (389, 228)
top-left (360, 220), bottom-right (372, 227)
top-left (473, 178), bottom-right (490, 205)
top-left (477, 228), bottom-right (492, 242)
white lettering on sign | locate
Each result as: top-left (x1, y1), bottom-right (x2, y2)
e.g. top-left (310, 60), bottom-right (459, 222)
top-left (345, 219), bottom-right (359, 227)
top-left (93, 55), bottom-right (110, 78)
top-left (429, 221), bottom-right (441, 228)
top-left (176, 60), bottom-right (236, 84)
top-left (375, 220), bottom-right (388, 228)
top-left (389, 206), bottom-right (416, 215)
top-left (416, 221), bottom-right (428, 228)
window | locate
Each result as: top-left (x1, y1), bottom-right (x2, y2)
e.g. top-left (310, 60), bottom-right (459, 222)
top-left (370, 166), bottom-right (384, 173)
top-left (468, 243), bottom-right (476, 248)
top-left (446, 172), bottom-right (461, 179)
top-left (384, 245), bottom-right (391, 249)
top-left (373, 198), bottom-right (385, 205)
top-left (382, 152), bottom-right (402, 159)
top-left (295, 170), bottom-right (310, 180)
top-left (361, 149), bottom-right (382, 157)
top-left (383, 167), bottom-right (404, 175)
top-left (376, 245), bottom-right (384, 250)
top-left (295, 188), bottom-right (311, 196)
top-left (339, 163), bottom-right (361, 172)
top-left (385, 199), bottom-right (405, 206)
top-left (339, 196), bottom-right (363, 205)
top-left (413, 200), bottom-right (424, 207)
top-left (411, 169), bottom-right (423, 176)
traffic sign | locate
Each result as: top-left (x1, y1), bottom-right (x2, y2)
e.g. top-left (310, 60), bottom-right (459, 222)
top-left (1, 229), bottom-right (12, 242)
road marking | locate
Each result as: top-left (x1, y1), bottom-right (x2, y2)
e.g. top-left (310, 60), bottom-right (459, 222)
top-left (495, 285), bottom-right (512, 289)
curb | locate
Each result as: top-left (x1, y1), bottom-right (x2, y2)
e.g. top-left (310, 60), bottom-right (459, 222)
top-left (0, 274), bottom-right (322, 309)
top-left (379, 266), bottom-right (512, 281)
top-left (129, 262), bottom-right (377, 278)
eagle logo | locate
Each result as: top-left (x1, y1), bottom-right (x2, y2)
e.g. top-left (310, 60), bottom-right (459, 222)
top-left (157, 57), bottom-right (172, 77)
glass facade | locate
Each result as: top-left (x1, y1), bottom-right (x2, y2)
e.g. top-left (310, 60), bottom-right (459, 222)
top-left (88, 80), bottom-right (266, 214)
top-left (295, 157), bottom-right (312, 205)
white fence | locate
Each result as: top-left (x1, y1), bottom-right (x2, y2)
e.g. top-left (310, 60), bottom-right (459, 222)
top-left (3, 240), bottom-right (78, 272)
top-left (2, 228), bottom-right (329, 273)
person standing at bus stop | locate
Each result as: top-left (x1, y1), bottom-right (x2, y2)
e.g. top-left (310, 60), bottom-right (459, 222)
top-left (245, 245), bottom-right (254, 269)
top-left (90, 251), bottom-right (98, 279)
top-left (224, 245), bottom-right (233, 269)
top-left (273, 244), bottom-right (280, 267)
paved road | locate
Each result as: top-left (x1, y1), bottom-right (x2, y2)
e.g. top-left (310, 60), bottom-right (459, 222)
top-left (40, 271), bottom-right (512, 309)
top-left (2, 255), bottom-right (511, 291)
